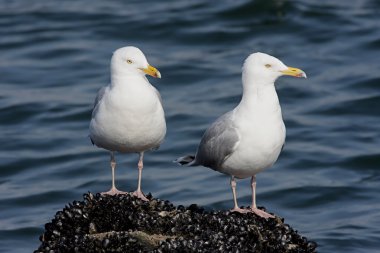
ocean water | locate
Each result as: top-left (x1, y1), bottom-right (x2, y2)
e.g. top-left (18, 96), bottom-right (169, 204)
top-left (1, 0), bottom-right (380, 252)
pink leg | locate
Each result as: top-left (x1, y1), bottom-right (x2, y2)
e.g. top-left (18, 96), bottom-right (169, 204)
top-left (249, 175), bottom-right (274, 218)
top-left (101, 152), bottom-right (127, 195)
top-left (230, 176), bottom-right (248, 213)
top-left (133, 152), bottom-right (149, 201)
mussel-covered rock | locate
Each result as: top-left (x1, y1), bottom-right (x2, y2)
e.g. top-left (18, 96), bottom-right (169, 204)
top-left (35, 193), bottom-right (317, 252)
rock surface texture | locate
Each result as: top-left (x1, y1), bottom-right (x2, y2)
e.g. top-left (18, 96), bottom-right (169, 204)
top-left (35, 193), bottom-right (317, 253)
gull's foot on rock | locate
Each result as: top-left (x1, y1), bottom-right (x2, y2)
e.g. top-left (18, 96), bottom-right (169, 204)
top-left (230, 207), bottom-right (249, 214)
top-left (133, 190), bottom-right (149, 201)
top-left (250, 207), bottom-right (275, 219)
top-left (101, 188), bottom-right (127, 196)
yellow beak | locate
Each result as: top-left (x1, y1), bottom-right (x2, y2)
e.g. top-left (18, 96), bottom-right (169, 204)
top-left (280, 67), bottom-right (307, 78)
top-left (140, 65), bottom-right (161, 78)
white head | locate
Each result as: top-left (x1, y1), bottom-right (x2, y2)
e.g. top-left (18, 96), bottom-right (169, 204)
top-left (111, 46), bottom-right (161, 79)
top-left (242, 52), bottom-right (306, 87)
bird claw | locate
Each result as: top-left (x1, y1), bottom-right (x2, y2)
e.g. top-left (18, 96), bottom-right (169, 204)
top-left (133, 190), bottom-right (149, 201)
top-left (250, 207), bottom-right (275, 219)
top-left (101, 187), bottom-right (128, 196)
top-left (230, 207), bottom-right (250, 214)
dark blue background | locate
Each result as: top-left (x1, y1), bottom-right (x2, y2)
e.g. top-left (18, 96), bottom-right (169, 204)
top-left (1, 0), bottom-right (379, 252)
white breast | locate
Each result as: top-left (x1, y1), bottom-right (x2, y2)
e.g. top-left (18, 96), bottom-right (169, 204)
top-left (221, 86), bottom-right (286, 179)
top-left (90, 78), bottom-right (166, 153)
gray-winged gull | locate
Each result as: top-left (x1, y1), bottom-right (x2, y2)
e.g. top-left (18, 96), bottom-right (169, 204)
top-left (176, 52), bottom-right (306, 218)
top-left (89, 46), bottom-right (166, 200)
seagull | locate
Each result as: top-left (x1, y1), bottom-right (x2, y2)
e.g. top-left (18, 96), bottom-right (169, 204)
top-left (89, 46), bottom-right (166, 200)
top-left (175, 52), bottom-right (306, 218)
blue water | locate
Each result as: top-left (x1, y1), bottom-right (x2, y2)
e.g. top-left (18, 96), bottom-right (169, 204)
top-left (1, 0), bottom-right (380, 252)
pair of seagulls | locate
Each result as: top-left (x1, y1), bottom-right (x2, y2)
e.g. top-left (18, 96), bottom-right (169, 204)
top-left (89, 46), bottom-right (306, 218)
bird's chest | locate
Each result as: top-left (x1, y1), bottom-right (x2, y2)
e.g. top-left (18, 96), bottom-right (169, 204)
top-left (93, 86), bottom-right (166, 148)
top-left (223, 109), bottom-right (286, 176)
top-left (103, 86), bottom-right (161, 124)
top-left (238, 116), bottom-right (285, 156)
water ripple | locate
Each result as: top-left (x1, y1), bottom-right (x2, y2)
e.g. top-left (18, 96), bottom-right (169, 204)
top-left (1, 0), bottom-right (380, 252)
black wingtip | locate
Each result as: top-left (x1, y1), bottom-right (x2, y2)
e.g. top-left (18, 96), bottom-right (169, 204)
top-left (174, 155), bottom-right (195, 165)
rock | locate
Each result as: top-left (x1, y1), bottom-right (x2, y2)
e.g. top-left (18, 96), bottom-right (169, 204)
top-left (34, 193), bottom-right (317, 253)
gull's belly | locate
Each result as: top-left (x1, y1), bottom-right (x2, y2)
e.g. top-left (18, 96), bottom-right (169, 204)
top-left (90, 95), bottom-right (166, 153)
top-left (222, 120), bottom-right (285, 179)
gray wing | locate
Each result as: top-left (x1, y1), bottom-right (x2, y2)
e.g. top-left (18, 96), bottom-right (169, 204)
top-left (195, 111), bottom-right (239, 169)
top-left (91, 87), bottom-right (106, 118)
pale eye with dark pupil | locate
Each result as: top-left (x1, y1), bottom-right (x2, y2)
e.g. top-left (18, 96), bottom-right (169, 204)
top-left (127, 59), bottom-right (133, 64)
top-left (265, 64), bottom-right (271, 68)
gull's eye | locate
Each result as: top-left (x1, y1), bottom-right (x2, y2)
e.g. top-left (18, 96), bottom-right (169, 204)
top-left (265, 64), bottom-right (271, 68)
top-left (127, 59), bottom-right (133, 64)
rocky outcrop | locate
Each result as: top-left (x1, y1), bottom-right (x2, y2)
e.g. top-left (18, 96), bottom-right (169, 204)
top-left (35, 193), bottom-right (317, 252)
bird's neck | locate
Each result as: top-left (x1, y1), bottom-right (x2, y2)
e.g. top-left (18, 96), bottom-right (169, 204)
top-left (237, 78), bottom-right (281, 115)
top-left (110, 72), bottom-right (148, 88)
